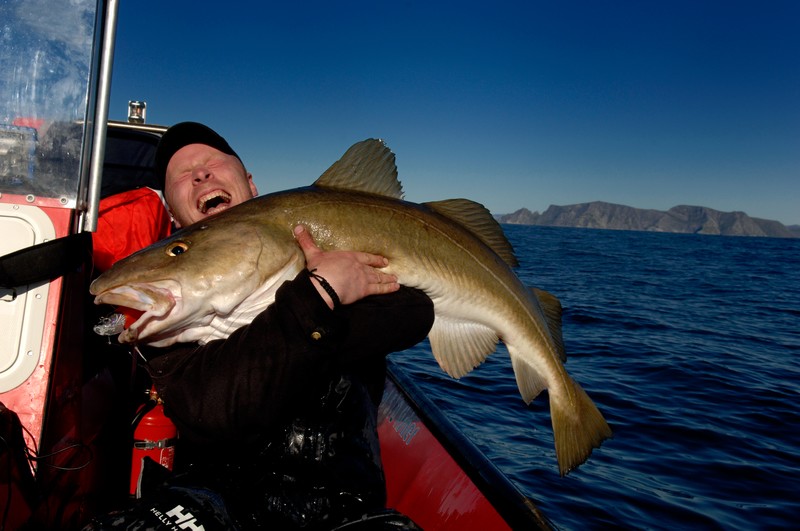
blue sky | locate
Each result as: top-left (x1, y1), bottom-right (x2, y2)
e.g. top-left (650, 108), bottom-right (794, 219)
top-left (109, 0), bottom-right (799, 225)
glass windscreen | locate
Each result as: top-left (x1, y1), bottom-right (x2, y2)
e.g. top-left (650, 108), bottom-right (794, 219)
top-left (0, 0), bottom-right (99, 204)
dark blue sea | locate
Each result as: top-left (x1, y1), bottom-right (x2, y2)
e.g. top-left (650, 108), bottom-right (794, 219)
top-left (389, 226), bottom-right (800, 530)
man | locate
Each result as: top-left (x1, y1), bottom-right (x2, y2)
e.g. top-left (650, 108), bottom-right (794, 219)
top-left (86, 123), bottom-right (433, 530)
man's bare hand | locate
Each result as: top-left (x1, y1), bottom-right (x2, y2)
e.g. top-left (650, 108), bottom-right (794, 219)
top-left (294, 225), bottom-right (399, 309)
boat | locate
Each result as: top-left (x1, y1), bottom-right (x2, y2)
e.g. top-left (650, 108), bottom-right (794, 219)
top-left (379, 361), bottom-right (551, 529)
top-left (0, 1), bottom-right (550, 528)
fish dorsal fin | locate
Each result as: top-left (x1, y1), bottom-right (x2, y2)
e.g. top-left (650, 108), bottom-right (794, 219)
top-left (314, 139), bottom-right (404, 199)
top-left (533, 287), bottom-right (566, 362)
top-left (424, 199), bottom-right (519, 267)
top-left (428, 315), bottom-right (499, 378)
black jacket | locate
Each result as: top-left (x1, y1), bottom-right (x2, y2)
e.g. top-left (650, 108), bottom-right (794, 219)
top-left (140, 271), bottom-right (434, 528)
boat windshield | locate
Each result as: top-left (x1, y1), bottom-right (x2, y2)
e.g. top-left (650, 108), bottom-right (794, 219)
top-left (0, 0), bottom-right (100, 206)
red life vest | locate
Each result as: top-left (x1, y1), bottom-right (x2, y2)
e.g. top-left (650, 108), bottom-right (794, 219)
top-left (93, 187), bottom-right (171, 272)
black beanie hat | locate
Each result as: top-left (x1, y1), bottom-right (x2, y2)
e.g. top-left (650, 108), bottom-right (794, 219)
top-left (154, 122), bottom-right (242, 188)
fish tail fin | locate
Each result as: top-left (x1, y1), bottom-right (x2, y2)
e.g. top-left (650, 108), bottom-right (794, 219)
top-left (551, 379), bottom-right (612, 476)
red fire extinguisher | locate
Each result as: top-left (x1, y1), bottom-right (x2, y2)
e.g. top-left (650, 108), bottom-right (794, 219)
top-left (130, 387), bottom-right (177, 497)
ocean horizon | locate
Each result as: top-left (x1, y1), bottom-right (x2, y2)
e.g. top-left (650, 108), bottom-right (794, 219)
top-left (390, 225), bottom-right (799, 529)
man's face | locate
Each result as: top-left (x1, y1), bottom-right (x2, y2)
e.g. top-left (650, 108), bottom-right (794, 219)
top-left (164, 143), bottom-right (258, 228)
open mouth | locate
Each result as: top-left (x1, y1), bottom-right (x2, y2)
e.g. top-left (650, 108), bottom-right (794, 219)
top-left (198, 190), bottom-right (232, 214)
top-left (93, 283), bottom-right (177, 343)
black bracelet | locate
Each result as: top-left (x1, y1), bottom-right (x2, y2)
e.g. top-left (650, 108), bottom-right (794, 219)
top-left (308, 269), bottom-right (341, 308)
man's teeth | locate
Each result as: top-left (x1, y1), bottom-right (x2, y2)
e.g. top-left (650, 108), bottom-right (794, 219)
top-left (198, 191), bottom-right (232, 213)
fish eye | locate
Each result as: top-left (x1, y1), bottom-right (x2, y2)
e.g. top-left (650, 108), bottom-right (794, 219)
top-left (166, 240), bottom-right (190, 257)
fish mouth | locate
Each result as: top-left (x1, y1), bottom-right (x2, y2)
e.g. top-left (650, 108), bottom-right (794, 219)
top-left (94, 283), bottom-right (178, 343)
top-left (198, 190), bottom-right (232, 215)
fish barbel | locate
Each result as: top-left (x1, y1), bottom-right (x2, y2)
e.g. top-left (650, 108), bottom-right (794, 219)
top-left (90, 139), bottom-right (611, 474)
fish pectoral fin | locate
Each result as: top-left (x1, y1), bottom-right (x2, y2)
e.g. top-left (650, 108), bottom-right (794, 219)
top-left (313, 139), bottom-right (404, 199)
top-left (532, 288), bottom-right (566, 362)
top-left (428, 316), bottom-right (499, 378)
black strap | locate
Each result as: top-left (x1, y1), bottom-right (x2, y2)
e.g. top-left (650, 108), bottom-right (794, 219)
top-left (0, 231), bottom-right (91, 288)
top-left (308, 268), bottom-right (342, 308)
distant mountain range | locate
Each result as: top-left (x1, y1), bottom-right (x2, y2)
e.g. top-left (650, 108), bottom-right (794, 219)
top-left (496, 202), bottom-right (799, 239)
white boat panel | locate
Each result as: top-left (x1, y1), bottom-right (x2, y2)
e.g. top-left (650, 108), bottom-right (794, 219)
top-left (0, 203), bottom-right (55, 392)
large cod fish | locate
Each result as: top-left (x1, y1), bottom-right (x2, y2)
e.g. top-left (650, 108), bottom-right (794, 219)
top-left (91, 139), bottom-right (611, 475)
